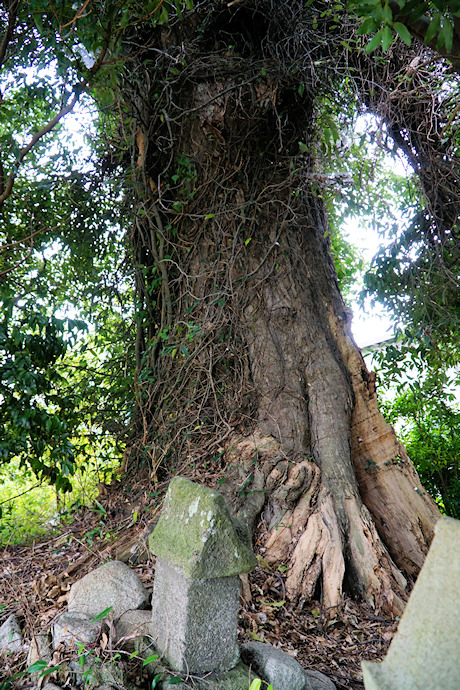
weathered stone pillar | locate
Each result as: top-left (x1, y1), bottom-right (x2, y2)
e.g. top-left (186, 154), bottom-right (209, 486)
top-left (148, 476), bottom-right (257, 675)
top-left (362, 516), bottom-right (460, 690)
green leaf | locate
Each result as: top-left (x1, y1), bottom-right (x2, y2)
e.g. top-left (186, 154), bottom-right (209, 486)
top-left (393, 22), bottom-right (412, 46)
top-left (40, 666), bottom-right (62, 677)
top-left (424, 13), bottom-right (441, 45)
top-left (356, 17), bottom-right (380, 35)
top-left (438, 18), bottom-right (454, 52)
top-left (166, 678), bottom-right (183, 685)
top-left (365, 28), bottom-right (384, 53)
top-left (381, 25), bottom-right (393, 51)
top-left (26, 661), bottom-right (48, 673)
top-left (382, 4), bottom-right (392, 23)
top-left (249, 681), bottom-right (262, 690)
top-left (143, 654), bottom-right (160, 666)
top-left (90, 606), bottom-right (113, 622)
top-left (408, 2), bottom-right (429, 23)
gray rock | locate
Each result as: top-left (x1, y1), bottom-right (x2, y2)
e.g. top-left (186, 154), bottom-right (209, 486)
top-left (41, 684), bottom-right (62, 690)
top-left (0, 614), bottom-right (23, 653)
top-left (304, 669), bottom-right (337, 690)
top-left (152, 558), bottom-right (240, 674)
top-left (148, 476), bottom-right (257, 579)
top-left (173, 660), bottom-right (256, 689)
top-left (27, 631), bottom-right (52, 667)
top-left (53, 611), bottom-right (101, 649)
top-left (69, 656), bottom-right (126, 689)
top-left (115, 609), bottom-right (152, 651)
top-left (241, 642), bottom-right (336, 690)
top-left (68, 560), bottom-right (149, 620)
top-left (363, 515), bottom-right (460, 690)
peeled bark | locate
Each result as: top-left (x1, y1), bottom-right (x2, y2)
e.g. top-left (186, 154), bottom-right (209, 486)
top-left (123, 2), bottom-right (440, 617)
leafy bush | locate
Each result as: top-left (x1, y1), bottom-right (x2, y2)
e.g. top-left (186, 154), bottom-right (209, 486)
top-left (0, 289), bottom-right (86, 496)
top-left (376, 339), bottom-right (460, 520)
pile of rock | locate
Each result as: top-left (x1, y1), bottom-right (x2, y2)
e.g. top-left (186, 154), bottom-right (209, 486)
top-left (1, 477), bottom-right (336, 690)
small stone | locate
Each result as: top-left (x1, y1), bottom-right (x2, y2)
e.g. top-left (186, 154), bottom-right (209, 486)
top-left (170, 660), bottom-right (256, 689)
top-left (148, 476), bottom-right (257, 579)
top-left (53, 611), bottom-right (101, 649)
top-left (69, 656), bottom-right (126, 689)
top-left (27, 631), bottom-right (52, 667)
top-left (68, 560), bottom-right (149, 620)
top-left (115, 609), bottom-right (152, 651)
top-left (241, 641), bottom-right (336, 690)
top-left (0, 614), bottom-right (23, 653)
top-left (304, 669), bottom-right (337, 690)
top-left (41, 684), bottom-right (62, 690)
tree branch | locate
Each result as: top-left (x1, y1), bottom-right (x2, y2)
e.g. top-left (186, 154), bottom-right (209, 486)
top-left (0, 0), bottom-right (19, 70)
top-left (0, 35), bottom-right (109, 210)
top-left (0, 87), bottom-right (82, 209)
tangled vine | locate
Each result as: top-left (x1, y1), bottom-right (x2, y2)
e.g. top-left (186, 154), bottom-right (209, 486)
top-left (99, 0), bottom-right (459, 475)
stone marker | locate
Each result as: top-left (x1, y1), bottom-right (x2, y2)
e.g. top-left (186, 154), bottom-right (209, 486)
top-left (149, 476), bottom-right (257, 675)
top-left (362, 516), bottom-right (460, 690)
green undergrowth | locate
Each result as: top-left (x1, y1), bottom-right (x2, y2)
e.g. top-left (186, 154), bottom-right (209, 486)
top-left (0, 451), bottom-right (121, 547)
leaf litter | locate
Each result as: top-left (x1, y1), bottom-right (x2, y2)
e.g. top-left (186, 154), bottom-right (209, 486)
top-left (0, 474), bottom-right (398, 689)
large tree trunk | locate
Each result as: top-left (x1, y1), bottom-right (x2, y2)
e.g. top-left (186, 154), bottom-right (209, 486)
top-left (122, 2), bottom-right (440, 616)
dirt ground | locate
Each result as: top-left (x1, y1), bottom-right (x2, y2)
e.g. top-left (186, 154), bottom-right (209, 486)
top-left (0, 474), bottom-right (398, 689)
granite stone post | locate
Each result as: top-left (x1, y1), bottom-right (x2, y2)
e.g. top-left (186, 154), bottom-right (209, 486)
top-left (362, 516), bottom-right (460, 690)
top-left (148, 476), bottom-right (257, 675)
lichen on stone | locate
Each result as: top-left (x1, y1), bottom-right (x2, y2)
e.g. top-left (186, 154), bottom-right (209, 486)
top-left (148, 476), bottom-right (257, 578)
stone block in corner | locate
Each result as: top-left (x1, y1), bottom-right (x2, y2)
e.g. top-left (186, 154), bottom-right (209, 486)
top-left (241, 641), bottom-right (336, 690)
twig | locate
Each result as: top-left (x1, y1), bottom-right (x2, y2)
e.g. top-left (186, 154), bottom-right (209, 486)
top-left (0, 481), bottom-right (45, 506)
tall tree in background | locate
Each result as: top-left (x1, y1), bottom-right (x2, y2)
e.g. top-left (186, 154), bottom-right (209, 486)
top-left (120, 2), bottom-right (449, 616)
top-left (1, 0), bottom-right (459, 614)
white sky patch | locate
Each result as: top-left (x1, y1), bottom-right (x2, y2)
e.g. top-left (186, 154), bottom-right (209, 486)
top-left (342, 114), bottom-right (415, 349)
top-left (351, 304), bottom-right (394, 349)
top-left (344, 216), bottom-right (395, 348)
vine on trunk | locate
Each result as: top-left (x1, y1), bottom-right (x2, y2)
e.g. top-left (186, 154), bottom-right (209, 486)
top-left (101, 1), bottom-right (447, 614)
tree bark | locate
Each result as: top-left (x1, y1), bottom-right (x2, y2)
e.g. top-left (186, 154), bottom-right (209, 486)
top-left (123, 3), bottom-right (440, 617)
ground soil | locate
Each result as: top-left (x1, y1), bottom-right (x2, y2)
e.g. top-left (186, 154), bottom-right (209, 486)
top-left (0, 472), bottom-right (398, 689)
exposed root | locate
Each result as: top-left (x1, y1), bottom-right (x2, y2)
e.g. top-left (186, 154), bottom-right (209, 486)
top-left (224, 433), bottom-right (408, 616)
top-left (285, 491), bottom-right (345, 610)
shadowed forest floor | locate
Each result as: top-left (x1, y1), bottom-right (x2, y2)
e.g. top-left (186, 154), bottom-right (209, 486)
top-left (1, 472), bottom-right (398, 689)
